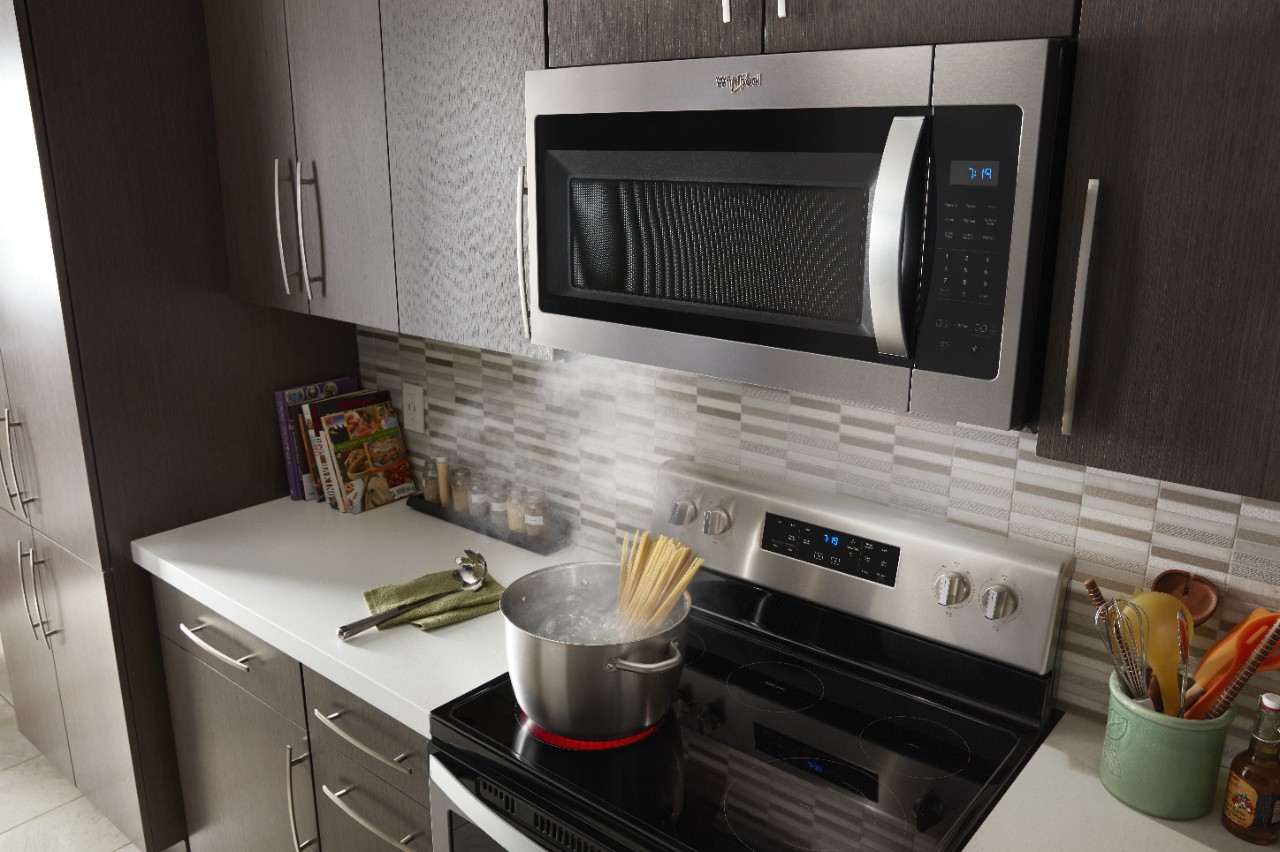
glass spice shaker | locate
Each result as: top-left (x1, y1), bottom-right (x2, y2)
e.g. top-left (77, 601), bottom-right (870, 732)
top-left (523, 490), bottom-right (549, 540)
top-left (506, 485), bottom-right (527, 533)
top-left (434, 455), bottom-right (451, 507)
top-left (449, 467), bottom-right (471, 513)
top-left (488, 486), bottom-right (510, 531)
top-left (468, 479), bottom-right (491, 520)
top-left (421, 464), bottom-right (440, 504)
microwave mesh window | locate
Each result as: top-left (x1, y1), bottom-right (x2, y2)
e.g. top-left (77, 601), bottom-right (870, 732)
top-left (569, 178), bottom-right (866, 323)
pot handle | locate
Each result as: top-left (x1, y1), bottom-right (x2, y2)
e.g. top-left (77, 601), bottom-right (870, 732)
top-left (606, 640), bottom-right (682, 675)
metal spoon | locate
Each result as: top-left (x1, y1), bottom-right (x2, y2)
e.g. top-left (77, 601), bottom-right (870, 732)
top-left (337, 555), bottom-right (488, 640)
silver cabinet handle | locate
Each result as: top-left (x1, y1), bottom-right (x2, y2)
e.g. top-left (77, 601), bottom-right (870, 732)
top-left (778, 0), bottom-right (787, 17)
top-left (178, 622), bottom-right (253, 672)
top-left (29, 552), bottom-right (52, 649)
top-left (322, 785), bottom-right (419, 849)
top-left (295, 161), bottom-right (314, 301)
top-left (722, 0), bottom-right (730, 23)
top-left (0, 410), bottom-right (18, 513)
top-left (868, 115), bottom-right (926, 358)
top-left (285, 745), bottom-right (318, 851)
top-left (17, 542), bottom-right (39, 640)
top-left (1061, 179), bottom-right (1100, 437)
top-left (274, 158), bottom-right (296, 296)
top-left (515, 166), bottom-right (531, 339)
top-left (2, 409), bottom-right (32, 520)
top-left (313, 708), bottom-right (411, 775)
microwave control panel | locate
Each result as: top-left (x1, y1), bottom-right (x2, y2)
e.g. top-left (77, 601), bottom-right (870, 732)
top-left (915, 106), bottom-right (1023, 380)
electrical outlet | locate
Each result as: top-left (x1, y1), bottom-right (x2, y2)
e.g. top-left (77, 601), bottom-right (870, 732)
top-left (402, 382), bottom-right (425, 433)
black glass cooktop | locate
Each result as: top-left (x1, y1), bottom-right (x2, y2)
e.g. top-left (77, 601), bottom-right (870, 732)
top-left (431, 580), bottom-right (1054, 852)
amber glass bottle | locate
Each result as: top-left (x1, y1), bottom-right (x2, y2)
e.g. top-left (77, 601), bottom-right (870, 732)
top-left (1224, 693), bottom-right (1280, 844)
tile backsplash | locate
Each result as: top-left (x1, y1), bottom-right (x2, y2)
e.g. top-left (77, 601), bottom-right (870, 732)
top-left (358, 329), bottom-right (1280, 750)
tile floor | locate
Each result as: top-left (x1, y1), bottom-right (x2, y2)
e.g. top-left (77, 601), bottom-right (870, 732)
top-left (0, 637), bottom-right (141, 852)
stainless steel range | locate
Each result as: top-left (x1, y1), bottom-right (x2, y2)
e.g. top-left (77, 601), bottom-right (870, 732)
top-left (428, 460), bottom-right (1074, 851)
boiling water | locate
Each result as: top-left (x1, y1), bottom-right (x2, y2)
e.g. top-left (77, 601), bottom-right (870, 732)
top-left (517, 576), bottom-right (678, 645)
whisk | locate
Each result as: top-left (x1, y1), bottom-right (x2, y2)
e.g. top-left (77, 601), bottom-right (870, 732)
top-left (1094, 600), bottom-right (1149, 701)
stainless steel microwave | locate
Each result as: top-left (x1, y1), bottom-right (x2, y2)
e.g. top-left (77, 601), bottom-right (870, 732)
top-left (519, 40), bottom-right (1070, 429)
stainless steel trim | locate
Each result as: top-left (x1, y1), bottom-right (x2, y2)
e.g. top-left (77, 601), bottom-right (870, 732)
top-left (286, 745), bottom-right (318, 851)
top-left (29, 554), bottom-right (52, 649)
top-left (313, 708), bottom-right (412, 775)
top-left (514, 166), bottom-right (531, 339)
top-left (274, 159), bottom-right (293, 296)
top-left (428, 755), bottom-right (543, 852)
top-left (295, 161), bottom-right (314, 301)
top-left (322, 785), bottom-right (417, 849)
top-left (18, 542), bottom-right (38, 639)
top-left (868, 115), bottom-right (925, 357)
top-left (778, 0), bottom-right (787, 17)
top-left (909, 39), bottom-right (1060, 428)
top-left (1062, 179), bottom-right (1100, 437)
top-left (178, 622), bottom-right (253, 672)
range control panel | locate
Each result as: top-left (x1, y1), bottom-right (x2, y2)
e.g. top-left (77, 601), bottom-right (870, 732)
top-left (915, 105), bottom-right (1023, 380)
top-left (650, 460), bottom-right (1074, 675)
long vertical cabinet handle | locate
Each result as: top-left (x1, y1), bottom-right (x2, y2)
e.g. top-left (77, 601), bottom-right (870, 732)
top-left (515, 165), bottom-right (531, 339)
top-left (29, 551), bottom-right (53, 649)
top-left (721, 0), bottom-right (730, 23)
top-left (867, 115), bottom-right (926, 358)
top-left (274, 159), bottom-right (295, 296)
top-left (3, 408), bottom-right (32, 520)
top-left (285, 745), bottom-right (318, 851)
top-left (0, 409), bottom-right (19, 512)
top-left (1061, 179), bottom-right (1101, 437)
top-left (295, 161), bottom-right (314, 301)
top-left (778, 0), bottom-right (787, 17)
top-left (17, 542), bottom-right (39, 640)
top-left (322, 785), bottom-right (419, 849)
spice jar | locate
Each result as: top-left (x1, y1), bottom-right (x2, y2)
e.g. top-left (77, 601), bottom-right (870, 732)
top-left (488, 487), bottom-right (509, 530)
top-left (434, 456), bottom-right (451, 507)
top-left (449, 467), bottom-right (471, 513)
top-left (523, 490), bottom-right (549, 540)
top-left (468, 479), bottom-right (491, 519)
top-left (505, 485), bottom-right (527, 533)
top-left (421, 465), bottom-right (440, 504)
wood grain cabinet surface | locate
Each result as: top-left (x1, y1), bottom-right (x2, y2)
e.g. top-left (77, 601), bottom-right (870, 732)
top-left (312, 739), bottom-right (431, 852)
top-left (548, 0), bottom-right (763, 66)
top-left (1035, 0), bottom-right (1280, 499)
top-left (203, 0), bottom-right (398, 330)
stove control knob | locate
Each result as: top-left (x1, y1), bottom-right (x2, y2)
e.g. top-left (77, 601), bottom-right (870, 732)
top-left (669, 497), bottom-right (698, 526)
top-left (932, 572), bottom-right (971, 607)
top-left (702, 506), bottom-right (732, 536)
top-left (979, 583), bottom-right (1018, 620)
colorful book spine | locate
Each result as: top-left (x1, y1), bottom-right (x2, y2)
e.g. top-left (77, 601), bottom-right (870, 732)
top-left (273, 377), bottom-right (359, 501)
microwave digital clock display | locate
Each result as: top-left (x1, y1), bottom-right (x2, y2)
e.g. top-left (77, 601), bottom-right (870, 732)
top-left (949, 160), bottom-right (1000, 186)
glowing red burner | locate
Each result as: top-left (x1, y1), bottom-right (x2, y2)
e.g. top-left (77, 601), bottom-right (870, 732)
top-left (517, 710), bottom-right (660, 751)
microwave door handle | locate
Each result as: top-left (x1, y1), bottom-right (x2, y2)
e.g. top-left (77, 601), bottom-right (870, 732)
top-left (867, 115), bottom-right (926, 358)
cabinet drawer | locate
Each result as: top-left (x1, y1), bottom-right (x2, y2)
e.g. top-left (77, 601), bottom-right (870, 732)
top-left (313, 737), bottom-right (431, 852)
top-left (305, 666), bottom-right (429, 806)
top-left (153, 578), bottom-right (305, 727)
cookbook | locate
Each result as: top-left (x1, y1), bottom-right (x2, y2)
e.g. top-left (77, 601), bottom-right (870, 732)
top-left (312, 391), bottom-right (414, 513)
top-left (274, 376), bottom-right (359, 500)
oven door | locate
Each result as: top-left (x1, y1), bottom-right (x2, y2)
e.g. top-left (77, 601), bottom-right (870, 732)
top-left (525, 47), bottom-right (932, 410)
top-left (429, 755), bottom-right (544, 852)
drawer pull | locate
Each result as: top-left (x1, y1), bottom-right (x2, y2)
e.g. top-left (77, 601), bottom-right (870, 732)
top-left (314, 708), bottom-right (412, 775)
top-left (323, 785), bottom-right (419, 849)
top-left (179, 622), bottom-right (253, 672)
top-left (285, 745), bottom-right (318, 851)
top-left (17, 542), bottom-right (39, 640)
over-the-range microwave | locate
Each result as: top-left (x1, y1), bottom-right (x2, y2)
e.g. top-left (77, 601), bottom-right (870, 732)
top-left (518, 40), bottom-right (1071, 429)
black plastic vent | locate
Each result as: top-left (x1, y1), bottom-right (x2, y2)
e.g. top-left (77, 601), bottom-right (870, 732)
top-left (532, 811), bottom-right (607, 852)
top-left (477, 777), bottom-right (515, 814)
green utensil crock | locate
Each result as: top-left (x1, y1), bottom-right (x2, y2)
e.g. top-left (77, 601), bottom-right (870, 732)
top-left (1099, 671), bottom-right (1235, 819)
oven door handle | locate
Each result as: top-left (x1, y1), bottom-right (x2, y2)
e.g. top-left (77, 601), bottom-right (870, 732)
top-left (428, 755), bottom-right (544, 852)
top-left (867, 115), bottom-right (926, 358)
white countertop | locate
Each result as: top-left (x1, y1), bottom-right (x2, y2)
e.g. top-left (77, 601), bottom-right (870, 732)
top-left (131, 497), bottom-right (602, 737)
top-left (133, 497), bottom-right (1240, 849)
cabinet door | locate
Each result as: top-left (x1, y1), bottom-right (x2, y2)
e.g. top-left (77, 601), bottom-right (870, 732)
top-left (1036, 0), bottom-right (1280, 498)
top-left (313, 738), bottom-right (430, 852)
top-left (0, 511), bottom-right (72, 780)
top-left (548, 0), bottom-right (762, 67)
top-left (286, 0), bottom-right (398, 331)
top-left (0, 0), bottom-right (100, 567)
top-left (764, 0), bottom-right (1076, 53)
top-left (383, 0), bottom-right (548, 357)
top-left (36, 532), bottom-right (143, 841)
top-left (161, 636), bottom-right (319, 852)
top-left (202, 0), bottom-right (309, 314)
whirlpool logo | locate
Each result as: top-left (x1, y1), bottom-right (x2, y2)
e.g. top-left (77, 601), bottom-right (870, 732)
top-left (715, 72), bottom-right (762, 93)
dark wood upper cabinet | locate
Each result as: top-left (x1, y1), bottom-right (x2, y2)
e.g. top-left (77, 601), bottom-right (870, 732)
top-left (548, 0), bottom-right (763, 66)
top-left (765, 0), bottom-right (1077, 53)
top-left (203, 0), bottom-right (397, 330)
top-left (1036, 1), bottom-right (1280, 499)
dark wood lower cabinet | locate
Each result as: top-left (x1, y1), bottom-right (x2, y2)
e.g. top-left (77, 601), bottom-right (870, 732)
top-left (313, 739), bottom-right (432, 851)
top-left (161, 636), bottom-right (319, 852)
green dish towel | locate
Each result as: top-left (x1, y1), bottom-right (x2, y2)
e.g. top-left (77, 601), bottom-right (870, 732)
top-left (362, 570), bottom-right (505, 632)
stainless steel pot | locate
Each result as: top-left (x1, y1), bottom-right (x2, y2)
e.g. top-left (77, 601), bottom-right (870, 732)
top-left (501, 561), bottom-right (690, 740)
